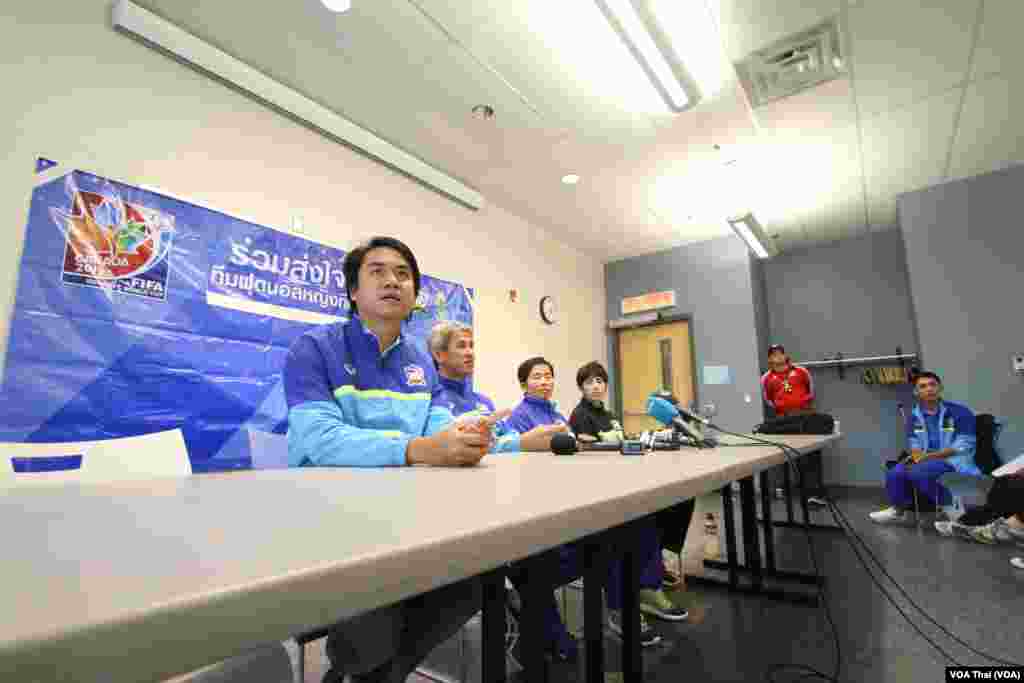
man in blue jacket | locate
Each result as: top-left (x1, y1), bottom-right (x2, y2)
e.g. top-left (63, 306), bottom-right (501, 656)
top-left (506, 357), bottom-right (688, 657)
top-left (428, 321), bottom-right (565, 453)
top-left (870, 371), bottom-right (978, 525)
top-left (284, 236), bottom-right (500, 683)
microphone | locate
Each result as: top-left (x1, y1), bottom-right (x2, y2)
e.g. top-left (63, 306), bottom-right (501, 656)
top-left (646, 396), bottom-right (716, 447)
top-left (651, 391), bottom-right (710, 425)
top-left (550, 433), bottom-right (645, 455)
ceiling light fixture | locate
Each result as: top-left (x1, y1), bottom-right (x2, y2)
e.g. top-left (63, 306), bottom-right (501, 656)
top-left (562, 174), bottom-right (581, 185)
top-left (728, 212), bottom-right (775, 259)
top-left (321, 0), bottom-right (352, 12)
top-left (595, 0), bottom-right (701, 112)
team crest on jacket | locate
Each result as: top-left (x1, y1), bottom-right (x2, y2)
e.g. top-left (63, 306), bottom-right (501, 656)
top-left (404, 364), bottom-right (427, 387)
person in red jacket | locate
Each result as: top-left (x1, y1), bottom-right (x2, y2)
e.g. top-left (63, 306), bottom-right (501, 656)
top-left (761, 344), bottom-right (826, 505)
top-left (761, 344), bottom-right (815, 416)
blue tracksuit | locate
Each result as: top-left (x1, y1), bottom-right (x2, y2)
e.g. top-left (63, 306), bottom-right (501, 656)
top-left (886, 400), bottom-right (978, 507)
top-left (283, 315), bottom-right (454, 467)
top-left (282, 316), bottom-right (483, 677)
top-left (504, 394), bottom-right (662, 655)
top-left (432, 376), bottom-right (520, 453)
top-left (505, 394), bottom-right (570, 433)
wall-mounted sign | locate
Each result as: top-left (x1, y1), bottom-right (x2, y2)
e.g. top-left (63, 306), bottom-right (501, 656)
top-left (621, 290), bottom-right (676, 316)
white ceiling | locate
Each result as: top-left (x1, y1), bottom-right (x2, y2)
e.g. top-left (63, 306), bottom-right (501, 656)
top-left (133, 0), bottom-right (1024, 262)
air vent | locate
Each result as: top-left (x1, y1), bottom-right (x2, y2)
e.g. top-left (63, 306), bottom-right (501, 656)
top-left (735, 19), bottom-right (844, 107)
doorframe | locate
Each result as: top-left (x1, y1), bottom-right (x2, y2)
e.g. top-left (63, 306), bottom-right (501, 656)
top-left (610, 313), bottom-right (700, 421)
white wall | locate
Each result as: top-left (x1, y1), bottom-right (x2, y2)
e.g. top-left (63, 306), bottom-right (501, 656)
top-left (0, 0), bottom-right (606, 416)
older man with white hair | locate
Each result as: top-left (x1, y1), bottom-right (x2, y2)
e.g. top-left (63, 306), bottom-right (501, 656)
top-left (428, 320), bottom-right (565, 453)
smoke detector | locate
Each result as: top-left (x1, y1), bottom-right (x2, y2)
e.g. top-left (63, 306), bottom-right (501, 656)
top-left (735, 19), bottom-right (844, 107)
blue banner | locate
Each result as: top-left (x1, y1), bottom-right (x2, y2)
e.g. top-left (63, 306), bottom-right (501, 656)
top-left (0, 165), bottom-right (473, 471)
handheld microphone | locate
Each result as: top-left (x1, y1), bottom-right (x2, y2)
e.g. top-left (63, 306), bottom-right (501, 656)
top-left (550, 433), bottom-right (645, 455)
top-left (646, 396), bottom-right (716, 447)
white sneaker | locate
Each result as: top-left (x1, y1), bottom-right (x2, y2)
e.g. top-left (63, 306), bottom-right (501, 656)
top-left (1011, 557), bottom-right (1024, 570)
top-left (869, 507), bottom-right (909, 524)
top-left (934, 520), bottom-right (954, 536)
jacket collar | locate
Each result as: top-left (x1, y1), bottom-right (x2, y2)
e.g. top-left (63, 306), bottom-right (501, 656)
top-left (439, 374), bottom-right (471, 397)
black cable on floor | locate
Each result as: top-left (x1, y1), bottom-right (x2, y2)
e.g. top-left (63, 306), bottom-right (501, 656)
top-left (708, 424), bottom-right (1023, 679)
top-left (828, 497), bottom-right (1021, 667)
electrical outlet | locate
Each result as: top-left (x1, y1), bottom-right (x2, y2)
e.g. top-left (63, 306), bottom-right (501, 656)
top-left (1013, 353), bottom-right (1024, 374)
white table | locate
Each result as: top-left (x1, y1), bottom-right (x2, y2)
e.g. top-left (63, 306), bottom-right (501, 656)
top-left (0, 433), bottom-right (836, 683)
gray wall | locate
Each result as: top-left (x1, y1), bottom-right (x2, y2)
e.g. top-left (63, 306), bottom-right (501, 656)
top-left (763, 230), bottom-right (919, 485)
top-left (900, 164), bottom-right (1024, 461)
top-left (605, 235), bottom-right (764, 433)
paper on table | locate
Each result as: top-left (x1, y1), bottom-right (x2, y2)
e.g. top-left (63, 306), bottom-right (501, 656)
top-left (992, 453), bottom-right (1024, 478)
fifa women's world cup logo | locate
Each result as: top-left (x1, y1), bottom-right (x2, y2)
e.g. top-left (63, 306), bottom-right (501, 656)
top-left (54, 185), bottom-right (175, 300)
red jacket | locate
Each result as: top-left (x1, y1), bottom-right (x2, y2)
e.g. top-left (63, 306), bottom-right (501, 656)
top-left (761, 364), bottom-right (815, 416)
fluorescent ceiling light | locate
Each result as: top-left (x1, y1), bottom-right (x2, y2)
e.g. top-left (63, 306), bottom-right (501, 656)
top-left (321, 0), bottom-right (352, 12)
top-left (111, 0), bottom-right (483, 210)
top-left (561, 174), bottom-right (580, 185)
top-left (595, 0), bottom-right (700, 112)
top-left (728, 212), bottom-right (775, 259)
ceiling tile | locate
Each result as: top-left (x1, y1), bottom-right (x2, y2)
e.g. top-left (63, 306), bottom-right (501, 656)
top-left (948, 75), bottom-right (1024, 182)
top-left (971, 0), bottom-right (1024, 81)
top-left (861, 87), bottom-right (962, 201)
top-left (756, 77), bottom-right (858, 135)
top-left (849, 0), bottom-right (979, 118)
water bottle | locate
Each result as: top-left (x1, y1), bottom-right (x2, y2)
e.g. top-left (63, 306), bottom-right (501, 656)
top-left (833, 418), bottom-right (841, 435)
top-left (703, 512), bottom-right (720, 560)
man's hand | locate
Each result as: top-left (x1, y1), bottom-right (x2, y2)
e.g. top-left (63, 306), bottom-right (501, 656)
top-left (519, 423), bottom-right (568, 452)
top-left (407, 410), bottom-right (512, 466)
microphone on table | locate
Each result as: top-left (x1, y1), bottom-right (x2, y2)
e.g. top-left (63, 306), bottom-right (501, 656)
top-left (550, 433), bottom-right (648, 455)
top-left (646, 395), bottom-right (717, 448)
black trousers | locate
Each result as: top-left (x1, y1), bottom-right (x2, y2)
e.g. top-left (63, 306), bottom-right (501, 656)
top-left (959, 476), bottom-right (1024, 525)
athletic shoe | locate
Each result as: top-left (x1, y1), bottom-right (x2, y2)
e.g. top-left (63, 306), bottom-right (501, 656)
top-left (934, 520), bottom-right (976, 541)
top-left (869, 507), bottom-right (910, 524)
top-left (970, 519), bottom-right (1018, 545)
top-left (607, 610), bottom-right (662, 647)
top-left (639, 588), bottom-right (688, 621)
top-left (1011, 557), bottom-right (1024, 570)
top-left (807, 496), bottom-right (829, 507)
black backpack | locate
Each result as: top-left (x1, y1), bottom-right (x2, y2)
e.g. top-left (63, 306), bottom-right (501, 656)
top-left (754, 413), bottom-right (835, 435)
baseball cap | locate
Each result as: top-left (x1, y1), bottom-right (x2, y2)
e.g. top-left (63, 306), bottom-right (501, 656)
top-left (767, 344), bottom-right (786, 354)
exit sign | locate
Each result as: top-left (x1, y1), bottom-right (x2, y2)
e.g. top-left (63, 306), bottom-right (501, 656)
top-left (621, 290), bottom-right (676, 315)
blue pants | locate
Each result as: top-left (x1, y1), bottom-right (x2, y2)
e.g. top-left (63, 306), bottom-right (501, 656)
top-left (510, 522), bottom-right (663, 649)
top-left (886, 460), bottom-right (955, 508)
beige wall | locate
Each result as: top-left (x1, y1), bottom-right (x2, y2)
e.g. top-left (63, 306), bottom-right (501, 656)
top-left (0, 1), bottom-right (606, 416)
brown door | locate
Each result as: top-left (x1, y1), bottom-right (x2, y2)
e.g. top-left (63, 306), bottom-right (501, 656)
top-left (617, 320), bottom-right (695, 435)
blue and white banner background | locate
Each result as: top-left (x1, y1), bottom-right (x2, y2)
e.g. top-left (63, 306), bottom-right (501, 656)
top-left (0, 163), bottom-right (473, 471)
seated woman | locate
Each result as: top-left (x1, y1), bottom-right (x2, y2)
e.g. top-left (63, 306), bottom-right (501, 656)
top-left (569, 361), bottom-right (690, 590)
top-left (870, 372), bottom-right (978, 524)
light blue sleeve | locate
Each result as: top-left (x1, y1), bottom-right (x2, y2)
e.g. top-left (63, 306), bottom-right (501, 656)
top-left (906, 418), bottom-right (925, 452)
top-left (425, 401), bottom-right (455, 436)
top-left (287, 402), bottom-right (411, 467)
top-left (492, 421), bottom-right (521, 454)
top-left (951, 408), bottom-right (977, 461)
